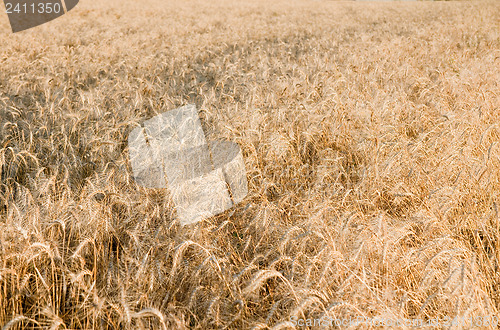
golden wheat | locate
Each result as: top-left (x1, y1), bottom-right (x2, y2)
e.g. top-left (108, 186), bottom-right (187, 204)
top-left (0, 0), bottom-right (499, 328)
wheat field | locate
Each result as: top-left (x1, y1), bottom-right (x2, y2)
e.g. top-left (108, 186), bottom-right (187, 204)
top-left (0, 0), bottom-right (499, 328)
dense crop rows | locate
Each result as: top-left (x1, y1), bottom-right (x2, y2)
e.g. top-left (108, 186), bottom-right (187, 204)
top-left (0, 0), bottom-right (499, 328)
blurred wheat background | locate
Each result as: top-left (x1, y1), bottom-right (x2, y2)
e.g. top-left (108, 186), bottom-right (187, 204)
top-left (0, 0), bottom-right (499, 328)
